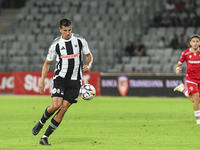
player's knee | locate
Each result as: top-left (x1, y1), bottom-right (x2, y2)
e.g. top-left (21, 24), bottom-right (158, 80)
top-left (192, 93), bottom-right (200, 102)
top-left (53, 103), bottom-right (62, 110)
top-left (189, 96), bottom-right (194, 103)
top-left (49, 103), bottom-right (62, 112)
top-left (49, 97), bottom-right (63, 111)
top-left (189, 97), bottom-right (194, 102)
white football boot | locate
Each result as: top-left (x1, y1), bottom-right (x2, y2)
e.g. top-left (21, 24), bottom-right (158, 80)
top-left (196, 120), bottom-right (200, 125)
top-left (173, 83), bottom-right (185, 92)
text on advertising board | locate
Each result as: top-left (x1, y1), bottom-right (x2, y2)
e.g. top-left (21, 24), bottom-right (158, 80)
top-left (0, 76), bottom-right (14, 90)
top-left (24, 74), bottom-right (53, 93)
top-left (101, 79), bottom-right (164, 88)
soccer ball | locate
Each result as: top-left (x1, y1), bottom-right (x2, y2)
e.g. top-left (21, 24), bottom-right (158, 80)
top-left (79, 84), bottom-right (96, 100)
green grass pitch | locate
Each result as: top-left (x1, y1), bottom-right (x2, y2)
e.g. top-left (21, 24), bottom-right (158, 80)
top-left (0, 95), bottom-right (200, 150)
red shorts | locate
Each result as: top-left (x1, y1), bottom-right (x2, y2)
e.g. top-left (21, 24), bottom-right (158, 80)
top-left (186, 80), bottom-right (200, 96)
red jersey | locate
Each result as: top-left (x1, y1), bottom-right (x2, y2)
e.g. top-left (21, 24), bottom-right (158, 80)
top-left (179, 48), bottom-right (200, 82)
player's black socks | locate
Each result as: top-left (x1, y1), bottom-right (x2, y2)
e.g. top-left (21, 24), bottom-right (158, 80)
top-left (40, 108), bottom-right (54, 124)
top-left (44, 118), bottom-right (60, 137)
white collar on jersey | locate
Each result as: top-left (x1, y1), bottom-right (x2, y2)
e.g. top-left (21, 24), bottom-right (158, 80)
top-left (189, 47), bottom-right (200, 53)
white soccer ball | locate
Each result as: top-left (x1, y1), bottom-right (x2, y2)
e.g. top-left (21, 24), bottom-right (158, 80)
top-left (79, 84), bottom-right (96, 100)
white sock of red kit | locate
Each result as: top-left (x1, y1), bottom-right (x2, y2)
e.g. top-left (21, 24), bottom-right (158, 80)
top-left (182, 89), bottom-right (188, 97)
top-left (194, 110), bottom-right (200, 120)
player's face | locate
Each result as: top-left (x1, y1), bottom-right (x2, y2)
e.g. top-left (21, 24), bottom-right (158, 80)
top-left (59, 25), bottom-right (72, 40)
top-left (190, 37), bottom-right (200, 50)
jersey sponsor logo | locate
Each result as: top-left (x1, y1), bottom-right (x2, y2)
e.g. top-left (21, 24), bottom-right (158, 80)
top-left (61, 53), bottom-right (79, 59)
top-left (188, 60), bottom-right (200, 64)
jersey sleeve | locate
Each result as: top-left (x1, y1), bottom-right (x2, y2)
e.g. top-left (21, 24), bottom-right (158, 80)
top-left (178, 51), bottom-right (186, 64)
top-left (46, 43), bottom-right (57, 61)
top-left (82, 39), bottom-right (91, 54)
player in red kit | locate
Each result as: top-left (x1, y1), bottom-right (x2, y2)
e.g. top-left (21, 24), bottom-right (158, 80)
top-left (174, 34), bottom-right (200, 124)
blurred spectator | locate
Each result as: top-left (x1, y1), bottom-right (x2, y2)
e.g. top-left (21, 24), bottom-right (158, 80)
top-left (165, 0), bottom-right (175, 12)
top-left (161, 11), bottom-right (173, 27)
top-left (151, 0), bottom-right (197, 27)
top-left (1, 0), bottom-right (26, 8)
top-left (182, 12), bottom-right (191, 27)
top-left (190, 12), bottom-right (200, 27)
top-left (175, 0), bottom-right (186, 12)
top-left (158, 37), bottom-right (168, 49)
top-left (0, 56), bottom-right (5, 64)
top-left (185, 0), bottom-right (195, 12)
top-left (171, 12), bottom-right (182, 27)
top-left (179, 34), bottom-right (188, 49)
top-left (133, 39), bottom-right (146, 56)
top-left (151, 11), bottom-right (162, 27)
top-left (170, 34), bottom-right (180, 49)
top-left (124, 41), bottom-right (134, 56)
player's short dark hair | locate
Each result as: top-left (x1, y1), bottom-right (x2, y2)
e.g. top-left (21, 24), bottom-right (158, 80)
top-left (190, 34), bottom-right (200, 41)
top-left (59, 18), bottom-right (72, 28)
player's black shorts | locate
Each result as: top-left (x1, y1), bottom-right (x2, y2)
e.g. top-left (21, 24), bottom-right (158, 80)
top-left (51, 77), bottom-right (81, 104)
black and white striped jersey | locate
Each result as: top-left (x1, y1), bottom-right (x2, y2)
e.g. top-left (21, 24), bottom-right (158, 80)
top-left (46, 33), bottom-right (91, 80)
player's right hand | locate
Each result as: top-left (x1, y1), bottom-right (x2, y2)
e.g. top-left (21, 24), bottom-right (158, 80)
top-left (38, 81), bottom-right (45, 93)
top-left (176, 67), bottom-right (181, 75)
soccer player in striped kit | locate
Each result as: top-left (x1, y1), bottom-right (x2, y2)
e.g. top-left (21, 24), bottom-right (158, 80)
top-left (174, 35), bottom-right (200, 124)
top-left (32, 18), bottom-right (93, 145)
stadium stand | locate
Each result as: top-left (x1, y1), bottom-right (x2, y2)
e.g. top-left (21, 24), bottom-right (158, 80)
top-left (0, 0), bottom-right (198, 73)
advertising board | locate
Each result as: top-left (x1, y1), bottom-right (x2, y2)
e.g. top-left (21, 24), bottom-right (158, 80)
top-left (101, 75), bottom-right (184, 97)
top-left (13, 72), bottom-right (100, 95)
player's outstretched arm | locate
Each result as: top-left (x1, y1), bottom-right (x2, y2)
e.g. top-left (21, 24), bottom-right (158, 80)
top-left (83, 53), bottom-right (93, 73)
top-left (38, 60), bottom-right (52, 93)
top-left (175, 63), bottom-right (182, 75)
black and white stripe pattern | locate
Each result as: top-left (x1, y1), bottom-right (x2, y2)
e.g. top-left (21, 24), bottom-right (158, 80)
top-left (47, 33), bottom-right (90, 80)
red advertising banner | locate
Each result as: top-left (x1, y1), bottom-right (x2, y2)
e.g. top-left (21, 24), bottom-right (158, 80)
top-left (0, 73), bottom-right (14, 92)
top-left (14, 72), bottom-right (54, 95)
top-left (13, 72), bottom-right (100, 96)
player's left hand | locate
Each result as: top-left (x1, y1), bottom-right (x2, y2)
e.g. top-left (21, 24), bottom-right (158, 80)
top-left (82, 65), bottom-right (90, 73)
